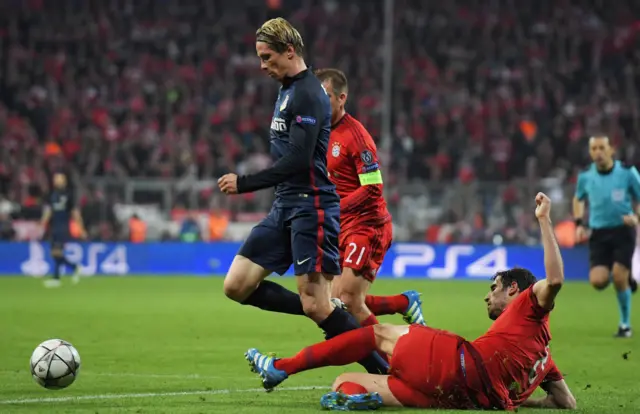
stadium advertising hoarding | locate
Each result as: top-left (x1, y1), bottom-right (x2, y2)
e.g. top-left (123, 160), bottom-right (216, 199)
top-left (0, 242), bottom-right (590, 279)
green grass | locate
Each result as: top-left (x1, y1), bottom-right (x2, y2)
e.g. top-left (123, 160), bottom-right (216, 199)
top-left (0, 277), bottom-right (638, 413)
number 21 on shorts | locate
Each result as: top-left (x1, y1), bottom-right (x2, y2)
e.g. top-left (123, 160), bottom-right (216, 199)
top-left (345, 242), bottom-right (366, 265)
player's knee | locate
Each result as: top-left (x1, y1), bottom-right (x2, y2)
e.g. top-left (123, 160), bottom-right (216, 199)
top-left (223, 256), bottom-right (268, 302)
top-left (223, 277), bottom-right (247, 302)
top-left (590, 278), bottom-right (609, 290)
top-left (331, 374), bottom-right (349, 391)
top-left (372, 323), bottom-right (401, 354)
top-left (300, 293), bottom-right (332, 322)
top-left (589, 268), bottom-right (610, 290)
top-left (338, 290), bottom-right (366, 314)
top-left (223, 272), bottom-right (257, 303)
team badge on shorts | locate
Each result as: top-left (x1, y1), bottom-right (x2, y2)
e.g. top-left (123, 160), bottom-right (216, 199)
top-left (332, 143), bottom-right (341, 158)
top-left (360, 149), bottom-right (374, 165)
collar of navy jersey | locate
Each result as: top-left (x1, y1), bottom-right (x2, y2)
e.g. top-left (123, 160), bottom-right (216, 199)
top-left (282, 67), bottom-right (311, 87)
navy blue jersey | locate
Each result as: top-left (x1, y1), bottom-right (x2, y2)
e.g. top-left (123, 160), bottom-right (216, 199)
top-left (48, 190), bottom-right (74, 235)
top-left (236, 69), bottom-right (339, 207)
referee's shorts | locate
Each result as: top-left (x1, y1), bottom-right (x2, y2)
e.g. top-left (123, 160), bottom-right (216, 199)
top-left (589, 226), bottom-right (636, 269)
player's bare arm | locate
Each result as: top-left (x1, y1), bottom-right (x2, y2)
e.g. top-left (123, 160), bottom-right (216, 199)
top-left (72, 208), bottom-right (87, 239)
top-left (623, 166), bottom-right (640, 226)
top-left (572, 196), bottom-right (588, 242)
top-left (533, 192), bottom-right (565, 310)
top-left (40, 205), bottom-right (51, 229)
top-left (522, 379), bottom-right (577, 409)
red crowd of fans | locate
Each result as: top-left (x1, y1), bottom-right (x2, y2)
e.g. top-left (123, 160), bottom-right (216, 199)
top-left (1, 0), bottom-right (639, 241)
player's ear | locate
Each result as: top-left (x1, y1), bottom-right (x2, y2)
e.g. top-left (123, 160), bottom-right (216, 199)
top-left (339, 93), bottom-right (347, 104)
top-left (507, 281), bottom-right (519, 297)
top-left (286, 44), bottom-right (295, 59)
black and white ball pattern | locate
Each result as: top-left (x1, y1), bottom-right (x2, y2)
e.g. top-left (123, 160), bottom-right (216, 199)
top-left (30, 339), bottom-right (81, 390)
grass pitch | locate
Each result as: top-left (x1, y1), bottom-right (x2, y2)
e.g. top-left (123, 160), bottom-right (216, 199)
top-left (0, 276), bottom-right (638, 413)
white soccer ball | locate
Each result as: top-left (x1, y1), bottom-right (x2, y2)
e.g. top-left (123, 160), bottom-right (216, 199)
top-left (30, 339), bottom-right (81, 390)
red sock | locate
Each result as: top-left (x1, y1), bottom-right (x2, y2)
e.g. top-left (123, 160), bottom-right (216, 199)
top-left (274, 326), bottom-right (376, 375)
top-left (365, 294), bottom-right (409, 316)
top-left (337, 381), bottom-right (368, 395)
top-left (361, 314), bottom-right (379, 327)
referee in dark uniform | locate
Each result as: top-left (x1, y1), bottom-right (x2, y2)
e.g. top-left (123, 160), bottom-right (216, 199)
top-left (573, 136), bottom-right (640, 338)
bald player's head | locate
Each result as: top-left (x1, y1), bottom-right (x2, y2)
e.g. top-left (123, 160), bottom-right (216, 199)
top-left (589, 136), bottom-right (614, 171)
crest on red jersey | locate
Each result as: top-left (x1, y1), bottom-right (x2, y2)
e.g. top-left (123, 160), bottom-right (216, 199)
top-left (360, 150), bottom-right (374, 165)
top-left (331, 143), bottom-right (341, 158)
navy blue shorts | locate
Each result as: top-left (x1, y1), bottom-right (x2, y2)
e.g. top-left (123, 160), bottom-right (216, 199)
top-left (50, 231), bottom-right (71, 251)
top-left (238, 205), bottom-right (341, 276)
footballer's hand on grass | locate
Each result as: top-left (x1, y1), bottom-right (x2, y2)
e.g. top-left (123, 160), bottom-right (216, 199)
top-left (218, 173), bottom-right (238, 195)
top-left (622, 214), bottom-right (639, 227)
top-left (534, 192), bottom-right (551, 219)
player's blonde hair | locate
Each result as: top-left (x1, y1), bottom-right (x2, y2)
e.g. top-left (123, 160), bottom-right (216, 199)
top-left (256, 18), bottom-right (304, 55)
top-left (315, 68), bottom-right (348, 95)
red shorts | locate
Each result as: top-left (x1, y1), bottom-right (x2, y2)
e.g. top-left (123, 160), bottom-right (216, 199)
top-left (387, 325), bottom-right (477, 409)
top-left (338, 221), bottom-right (392, 281)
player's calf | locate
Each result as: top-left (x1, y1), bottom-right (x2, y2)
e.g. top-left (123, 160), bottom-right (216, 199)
top-left (612, 263), bottom-right (633, 337)
top-left (297, 272), bottom-right (335, 323)
top-left (224, 255), bottom-right (305, 315)
top-left (334, 267), bottom-right (377, 325)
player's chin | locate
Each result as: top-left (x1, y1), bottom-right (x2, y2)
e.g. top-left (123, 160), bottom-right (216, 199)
top-left (488, 309), bottom-right (500, 320)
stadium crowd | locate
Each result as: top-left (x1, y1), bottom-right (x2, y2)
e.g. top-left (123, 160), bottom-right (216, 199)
top-left (1, 0), bottom-right (639, 242)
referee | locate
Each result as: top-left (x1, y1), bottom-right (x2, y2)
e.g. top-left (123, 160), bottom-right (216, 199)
top-left (573, 136), bottom-right (640, 338)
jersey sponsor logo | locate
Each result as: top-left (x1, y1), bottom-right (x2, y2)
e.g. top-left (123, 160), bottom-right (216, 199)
top-left (296, 115), bottom-right (317, 125)
top-left (332, 143), bottom-right (341, 158)
top-left (360, 150), bottom-right (374, 165)
top-left (361, 163), bottom-right (379, 173)
top-left (279, 94), bottom-right (289, 111)
top-left (52, 195), bottom-right (68, 211)
top-left (270, 117), bottom-right (288, 132)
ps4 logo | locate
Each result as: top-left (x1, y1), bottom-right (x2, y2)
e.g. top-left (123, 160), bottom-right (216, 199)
top-left (20, 242), bottom-right (129, 276)
top-left (391, 244), bottom-right (507, 278)
top-left (270, 117), bottom-right (288, 132)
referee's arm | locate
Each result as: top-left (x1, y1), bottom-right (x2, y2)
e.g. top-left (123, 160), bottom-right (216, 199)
top-left (573, 172), bottom-right (591, 243)
top-left (573, 173), bottom-right (587, 234)
top-left (630, 166), bottom-right (640, 219)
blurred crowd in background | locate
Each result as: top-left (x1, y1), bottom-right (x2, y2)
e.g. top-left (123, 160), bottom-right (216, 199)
top-left (1, 0), bottom-right (639, 243)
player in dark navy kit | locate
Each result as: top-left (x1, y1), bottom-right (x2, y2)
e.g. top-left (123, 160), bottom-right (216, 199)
top-left (218, 18), bottom-right (387, 374)
top-left (40, 172), bottom-right (86, 288)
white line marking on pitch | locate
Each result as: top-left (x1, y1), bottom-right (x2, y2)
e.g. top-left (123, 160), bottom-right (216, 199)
top-left (0, 370), bottom-right (243, 380)
top-left (82, 372), bottom-right (230, 380)
top-left (0, 385), bottom-right (330, 405)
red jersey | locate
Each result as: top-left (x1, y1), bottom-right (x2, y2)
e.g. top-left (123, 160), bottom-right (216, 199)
top-left (327, 114), bottom-right (391, 231)
top-left (471, 287), bottom-right (564, 410)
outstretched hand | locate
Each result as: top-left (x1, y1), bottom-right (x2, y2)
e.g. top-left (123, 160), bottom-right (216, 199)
top-left (535, 192), bottom-right (551, 219)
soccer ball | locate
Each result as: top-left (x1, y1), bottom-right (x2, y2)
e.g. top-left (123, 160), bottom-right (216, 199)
top-left (30, 339), bottom-right (81, 390)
